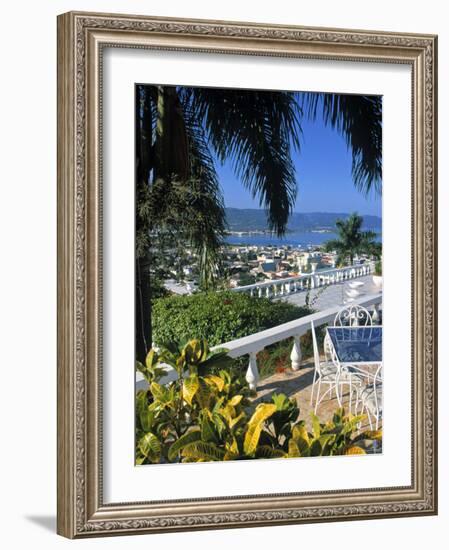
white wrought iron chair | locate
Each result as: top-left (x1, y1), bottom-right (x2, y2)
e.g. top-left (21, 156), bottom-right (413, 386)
top-left (334, 304), bottom-right (373, 327)
top-left (356, 363), bottom-right (383, 430)
top-left (323, 304), bottom-right (373, 362)
top-left (310, 321), bottom-right (361, 414)
top-left (333, 303), bottom-right (380, 388)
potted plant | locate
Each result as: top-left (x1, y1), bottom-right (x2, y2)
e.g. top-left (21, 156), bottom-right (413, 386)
top-left (373, 259), bottom-right (382, 287)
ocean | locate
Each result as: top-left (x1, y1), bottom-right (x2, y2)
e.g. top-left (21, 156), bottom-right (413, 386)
top-left (224, 230), bottom-right (382, 248)
top-left (225, 231), bottom-right (337, 248)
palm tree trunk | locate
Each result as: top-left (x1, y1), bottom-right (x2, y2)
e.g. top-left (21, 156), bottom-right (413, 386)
top-left (135, 86), bottom-right (153, 362)
top-left (135, 255), bottom-right (151, 362)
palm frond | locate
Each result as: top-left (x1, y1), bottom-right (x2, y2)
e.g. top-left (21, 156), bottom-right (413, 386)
top-left (181, 93), bottom-right (227, 288)
top-left (302, 93), bottom-right (382, 195)
top-left (192, 88), bottom-right (303, 235)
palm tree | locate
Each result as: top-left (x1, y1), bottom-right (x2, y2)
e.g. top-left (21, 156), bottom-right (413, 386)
top-left (323, 213), bottom-right (382, 266)
top-left (135, 86), bottom-right (382, 360)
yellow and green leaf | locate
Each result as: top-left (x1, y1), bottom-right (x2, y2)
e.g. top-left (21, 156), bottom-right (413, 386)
top-left (243, 403), bottom-right (277, 456)
top-left (182, 375), bottom-right (200, 405)
top-left (203, 374), bottom-right (225, 392)
top-left (138, 432), bottom-right (161, 462)
top-left (181, 441), bottom-right (225, 461)
top-left (168, 430), bottom-right (201, 461)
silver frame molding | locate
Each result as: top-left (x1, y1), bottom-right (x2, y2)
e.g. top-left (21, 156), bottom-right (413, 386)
top-left (57, 11), bottom-right (438, 538)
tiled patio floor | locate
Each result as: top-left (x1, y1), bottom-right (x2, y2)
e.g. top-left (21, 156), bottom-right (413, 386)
top-left (253, 359), bottom-right (380, 435)
top-left (276, 274), bottom-right (381, 311)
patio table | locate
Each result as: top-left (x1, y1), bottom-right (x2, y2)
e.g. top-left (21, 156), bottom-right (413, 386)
top-left (326, 326), bottom-right (382, 366)
top-left (325, 326), bottom-right (383, 410)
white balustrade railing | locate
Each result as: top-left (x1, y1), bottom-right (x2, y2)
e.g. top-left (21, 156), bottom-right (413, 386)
top-left (136, 291), bottom-right (382, 393)
top-left (231, 263), bottom-right (373, 300)
top-left (211, 292), bottom-right (382, 390)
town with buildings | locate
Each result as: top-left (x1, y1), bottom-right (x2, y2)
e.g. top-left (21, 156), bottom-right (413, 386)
top-left (162, 242), bottom-right (367, 296)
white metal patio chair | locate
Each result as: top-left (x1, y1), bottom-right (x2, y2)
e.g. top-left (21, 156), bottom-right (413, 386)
top-left (332, 303), bottom-right (380, 387)
top-left (334, 303), bottom-right (373, 327)
top-left (323, 304), bottom-right (373, 362)
top-left (355, 363), bottom-right (383, 430)
top-left (310, 321), bottom-right (361, 414)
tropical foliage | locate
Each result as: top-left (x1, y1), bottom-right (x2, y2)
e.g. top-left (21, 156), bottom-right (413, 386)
top-left (324, 212), bottom-right (382, 266)
top-left (136, 340), bottom-right (382, 464)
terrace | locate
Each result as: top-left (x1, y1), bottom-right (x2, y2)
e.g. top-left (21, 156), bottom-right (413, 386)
top-left (216, 269), bottom-right (382, 428)
top-left (137, 273), bottom-right (382, 430)
top-left (212, 293), bottom-right (382, 391)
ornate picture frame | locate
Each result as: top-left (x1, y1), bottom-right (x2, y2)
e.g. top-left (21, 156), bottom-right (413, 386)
top-left (57, 11), bottom-right (437, 538)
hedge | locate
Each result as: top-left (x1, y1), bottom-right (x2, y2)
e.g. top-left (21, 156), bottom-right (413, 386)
top-left (151, 291), bottom-right (312, 347)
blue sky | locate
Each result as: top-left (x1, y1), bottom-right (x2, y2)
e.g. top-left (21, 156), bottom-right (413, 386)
top-left (217, 108), bottom-right (382, 217)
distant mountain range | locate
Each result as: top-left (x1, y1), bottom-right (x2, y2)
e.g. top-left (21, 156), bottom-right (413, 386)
top-left (225, 208), bottom-right (382, 233)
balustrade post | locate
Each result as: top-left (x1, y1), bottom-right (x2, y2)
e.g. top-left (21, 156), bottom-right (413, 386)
top-left (266, 286), bottom-right (270, 298)
top-left (246, 351), bottom-right (260, 390)
top-left (290, 335), bottom-right (302, 371)
top-left (258, 287), bottom-right (262, 298)
top-left (250, 288), bottom-right (254, 297)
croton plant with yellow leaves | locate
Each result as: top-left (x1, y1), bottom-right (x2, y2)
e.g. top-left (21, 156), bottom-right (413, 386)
top-left (136, 339), bottom-right (381, 464)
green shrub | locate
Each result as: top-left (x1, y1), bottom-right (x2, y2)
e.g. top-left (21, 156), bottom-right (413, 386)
top-left (151, 291), bottom-right (312, 347)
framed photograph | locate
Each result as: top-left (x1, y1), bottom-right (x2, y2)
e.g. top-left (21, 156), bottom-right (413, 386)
top-left (57, 11), bottom-right (438, 538)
